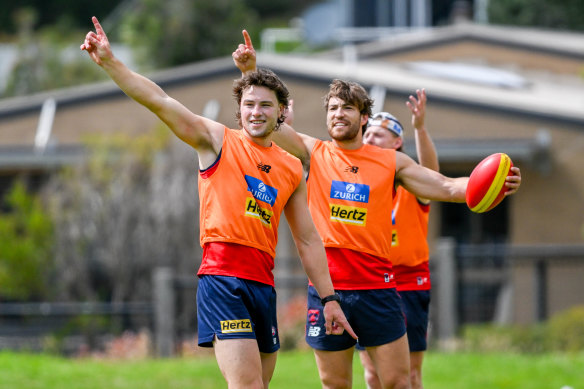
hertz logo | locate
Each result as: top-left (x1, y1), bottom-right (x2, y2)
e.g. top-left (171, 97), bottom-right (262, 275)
top-left (330, 204), bottom-right (367, 226)
top-left (220, 319), bottom-right (252, 333)
top-left (392, 230), bottom-right (398, 246)
top-left (245, 198), bottom-right (273, 228)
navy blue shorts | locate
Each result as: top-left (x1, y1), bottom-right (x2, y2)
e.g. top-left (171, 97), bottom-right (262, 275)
top-left (356, 289), bottom-right (430, 352)
top-left (400, 290), bottom-right (430, 352)
top-left (306, 285), bottom-right (406, 351)
top-left (196, 275), bottom-right (280, 353)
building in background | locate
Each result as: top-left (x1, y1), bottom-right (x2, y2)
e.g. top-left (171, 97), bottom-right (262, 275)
top-left (1, 11), bottom-right (583, 333)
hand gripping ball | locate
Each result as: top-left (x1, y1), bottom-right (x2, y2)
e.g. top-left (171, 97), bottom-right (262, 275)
top-left (466, 153), bottom-right (513, 213)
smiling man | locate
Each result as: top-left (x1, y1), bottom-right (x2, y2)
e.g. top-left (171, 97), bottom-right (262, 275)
top-left (81, 17), bottom-right (355, 389)
top-left (233, 31), bottom-right (521, 389)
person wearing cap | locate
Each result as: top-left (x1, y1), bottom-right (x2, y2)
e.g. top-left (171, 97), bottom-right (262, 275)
top-left (233, 33), bottom-right (521, 389)
top-left (358, 89), bottom-right (437, 389)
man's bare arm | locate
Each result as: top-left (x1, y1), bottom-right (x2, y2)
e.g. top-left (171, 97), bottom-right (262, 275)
top-left (407, 88), bottom-right (439, 172)
top-left (81, 16), bottom-right (223, 167)
top-left (284, 178), bottom-right (357, 339)
top-left (396, 152), bottom-right (521, 202)
top-left (232, 30), bottom-right (316, 169)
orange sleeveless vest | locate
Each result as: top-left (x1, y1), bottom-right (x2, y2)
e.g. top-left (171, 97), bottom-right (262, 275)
top-left (198, 128), bottom-right (303, 258)
top-left (390, 187), bottom-right (430, 267)
top-left (308, 141), bottom-right (396, 260)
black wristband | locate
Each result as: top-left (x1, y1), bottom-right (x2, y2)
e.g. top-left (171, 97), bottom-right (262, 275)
top-left (320, 293), bottom-right (341, 306)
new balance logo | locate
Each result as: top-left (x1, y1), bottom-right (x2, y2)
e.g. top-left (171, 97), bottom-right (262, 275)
top-left (257, 162), bottom-right (272, 173)
top-left (307, 326), bottom-right (321, 337)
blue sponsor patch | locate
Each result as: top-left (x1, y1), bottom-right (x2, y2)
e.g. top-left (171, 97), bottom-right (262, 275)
top-left (330, 180), bottom-right (370, 203)
top-left (245, 175), bottom-right (278, 206)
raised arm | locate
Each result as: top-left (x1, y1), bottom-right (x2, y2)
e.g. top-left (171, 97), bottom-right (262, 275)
top-left (404, 88), bottom-right (439, 204)
top-left (284, 178), bottom-right (357, 339)
top-left (81, 16), bottom-right (223, 167)
top-left (232, 30), bottom-right (256, 76)
top-left (407, 89), bottom-right (439, 172)
top-left (232, 30), bottom-right (316, 169)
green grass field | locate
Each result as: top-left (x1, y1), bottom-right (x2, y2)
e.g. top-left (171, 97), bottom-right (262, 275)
top-left (1, 350), bottom-right (582, 388)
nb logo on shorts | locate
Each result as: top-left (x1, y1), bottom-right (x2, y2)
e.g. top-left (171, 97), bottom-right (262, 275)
top-left (330, 204), bottom-right (367, 226)
top-left (307, 326), bottom-right (321, 337)
top-left (245, 198), bottom-right (273, 228)
top-left (220, 319), bottom-right (252, 333)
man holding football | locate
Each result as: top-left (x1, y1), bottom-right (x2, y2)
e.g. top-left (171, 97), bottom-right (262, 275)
top-left (233, 30), bottom-right (521, 389)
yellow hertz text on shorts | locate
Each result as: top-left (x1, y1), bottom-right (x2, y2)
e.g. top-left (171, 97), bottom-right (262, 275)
top-left (245, 197), bottom-right (273, 228)
top-left (220, 319), bottom-right (253, 333)
top-left (329, 204), bottom-right (367, 226)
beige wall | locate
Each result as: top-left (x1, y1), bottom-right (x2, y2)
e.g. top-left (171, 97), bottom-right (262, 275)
top-left (380, 40), bottom-right (584, 75)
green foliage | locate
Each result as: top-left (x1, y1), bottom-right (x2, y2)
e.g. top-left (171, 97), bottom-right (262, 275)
top-left (461, 323), bottom-right (547, 353)
top-left (488, 0), bottom-right (584, 31)
top-left (0, 181), bottom-right (53, 300)
top-left (44, 315), bottom-right (116, 354)
top-left (0, 1), bottom-right (318, 37)
top-left (2, 1), bottom-right (324, 94)
top-left (461, 306), bottom-right (584, 353)
top-left (0, 1), bottom-right (120, 35)
top-left (547, 306), bottom-right (584, 352)
top-left (119, 0), bottom-right (260, 70)
top-left (3, 7), bottom-right (108, 97)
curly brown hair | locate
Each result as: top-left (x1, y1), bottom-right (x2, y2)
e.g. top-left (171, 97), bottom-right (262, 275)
top-left (324, 79), bottom-right (373, 134)
top-left (233, 68), bottom-right (290, 131)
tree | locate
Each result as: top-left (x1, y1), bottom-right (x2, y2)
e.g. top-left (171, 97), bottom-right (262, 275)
top-left (119, 0), bottom-right (260, 70)
top-left (0, 181), bottom-right (53, 300)
top-left (3, 7), bottom-right (108, 97)
top-left (45, 127), bottom-right (201, 303)
top-left (0, 0), bottom-right (119, 35)
top-left (488, 0), bottom-right (584, 31)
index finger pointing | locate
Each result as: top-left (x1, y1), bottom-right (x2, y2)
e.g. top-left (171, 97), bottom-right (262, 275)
top-left (242, 30), bottom-right (253, 49)
top-left (342, 320), bottom-right (358, 340)
top-left (92, 16), bottom-right (105, 35)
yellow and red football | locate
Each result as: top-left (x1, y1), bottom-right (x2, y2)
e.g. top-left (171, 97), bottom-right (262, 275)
top-left (466, 153), bottom-right (513, 213)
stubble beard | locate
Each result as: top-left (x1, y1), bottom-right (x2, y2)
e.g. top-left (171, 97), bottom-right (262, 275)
top-left (328, 121), bottom-right (361, 142)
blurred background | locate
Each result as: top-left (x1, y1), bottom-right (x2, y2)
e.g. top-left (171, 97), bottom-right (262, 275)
top-left (0, 0), bottom-right (583, 358)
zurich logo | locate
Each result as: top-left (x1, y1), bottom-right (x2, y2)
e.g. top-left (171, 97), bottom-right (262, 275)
top-left (245, 175), bottom-right (278, 206)
top-left (330, 180), bottom-right (370, 204)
